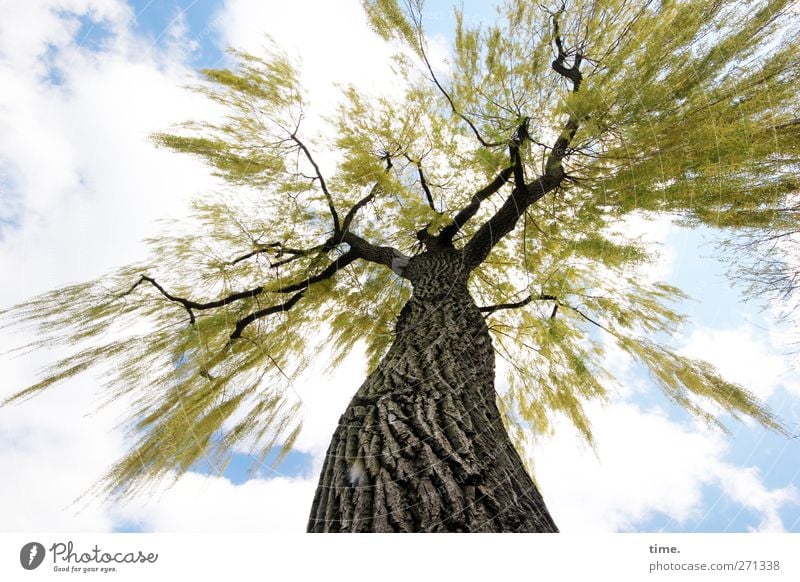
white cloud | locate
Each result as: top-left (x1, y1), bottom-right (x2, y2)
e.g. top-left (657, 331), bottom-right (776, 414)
top-left (526, 398), bottom-right (799, 532)
top-left (607, 211), bottom-right (676, 282)
top-left (0, 4), bottom-right (218, 304)
top-left (528, 401), bottom-right (719, 532)
top-left (0, 0), bottom-right (133, 76)
top-left (290, 343), bottom-right (368, 456)
top-left (713, 464), bottom-right (798, 532)
top-left (0, 0), bottom-right (384, 534)
top-left (524, 313), bottom-right (800, 532)
top-left (0, 338), bottom-right (128, 531)
top-left (213, 0), bottom-right (399, 116)
top-left (0, 0), bottom-right (225, 532)
top-left (110, 473), bottom-right (316, 532)
top-left (0, 351), bottom-right (319, 533)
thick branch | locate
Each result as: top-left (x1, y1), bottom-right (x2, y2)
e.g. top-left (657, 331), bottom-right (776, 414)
top-left (273, 250), bottom-right (360, 294)
top-left (230, 250), bottom-right (361, 340)
top-left (125, 275), bottom-right (265, 324)
top-left (545, 117), bottom-right (580, 175)
top-left (438, 166), bottom-right (514, 245)
top-left (551, 15), bottom-right (583, 92)
top-left (341, 232), bottom-right (410, 277)
top-left (437, 118), bottom-right (529, 247)
top-left (126, 248), bottom-right (364, 336)
top-left (546, 16), bottom-right (583, 174)
top-left (462, 20), bottom-right (584, 268)
top-left (124, 276), bottom-right (197, 324)
top-left (417, 165), bottom-right (435, 210)
top-left (462, 174), bottom-right (563, 269)
top-left (229, 291), bottom-right (305, 340)
top-left (340, 188), bottom-right (379, 240)
top-left (333, 159), bottom-right (409, 273)
top-left (509, 117), bottom-right (530, 188)
top-left (479, 293), bottom-right (557, 314)
top-left (126, 243), bottom-right (403, 366)
top-left (230, 246), bottom-right (383, 339)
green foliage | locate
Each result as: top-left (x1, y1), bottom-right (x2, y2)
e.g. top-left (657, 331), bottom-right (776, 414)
top-left (3, 0), bottom-right (798, 496)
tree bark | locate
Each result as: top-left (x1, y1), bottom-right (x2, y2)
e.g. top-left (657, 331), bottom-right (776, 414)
top-left (307, 249), bottom-right (558, 532)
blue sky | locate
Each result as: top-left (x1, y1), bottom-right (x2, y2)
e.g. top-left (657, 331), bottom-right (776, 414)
top-left (69, 0), bottom-right (225, 66)
top-left (0, 0), bottom-right (798, 533)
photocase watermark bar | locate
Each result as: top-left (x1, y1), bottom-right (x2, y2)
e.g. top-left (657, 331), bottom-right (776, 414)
top-left (1, 534), bottom-right (798, 581)
top-left (50, 540), bottom-right (158, 565)
top-left (11, 538), bottom-right (159, 576)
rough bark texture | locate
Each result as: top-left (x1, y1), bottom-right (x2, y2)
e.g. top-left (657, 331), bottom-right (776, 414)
top-left (307, 249), bottom-right (558, 532)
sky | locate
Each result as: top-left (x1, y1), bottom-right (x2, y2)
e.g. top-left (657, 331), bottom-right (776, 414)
top-left (0, 0), bottom-right (798, 534)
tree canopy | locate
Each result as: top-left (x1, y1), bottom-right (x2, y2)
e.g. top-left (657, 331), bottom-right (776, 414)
top-left (2, 0), bottom-right (799, 498)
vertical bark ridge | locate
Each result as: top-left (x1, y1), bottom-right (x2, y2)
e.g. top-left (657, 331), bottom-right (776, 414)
top-left (308, 249), bottom-right (557, 532)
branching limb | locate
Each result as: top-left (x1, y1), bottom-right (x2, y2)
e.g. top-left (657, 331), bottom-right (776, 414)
top-left (509, 117), bottom-right (531, 188)
top-left (480, 292), bottom-right (615, 335)
top-left (462, 174), bottom-right (563, 268)
top-left (128, 250), bottom-right (361, 347)
top-left (230, 147), bottom-right (405, 278)
top-left (416, 164), bottom-right (436, 211)
top-left (341, 232), bottom-right (410, 276)
top-left (545, 117), bottom-right (580, 176)
top-left (229, 242), bottom-right (327, 267)
top-left (439, 117), bottom-right (536, 253)
top-left (229, 248), bottom-right (367, 340)
top-left (122, 275), bottom-right (197, 324)
top-left (340, 188), bottom-right (379, 239)
top-left (331, 155), bottom-right (410, 274)
top-left (290, 133), bottom-right (340, 232)
top-left (479, 293), bottom-right (557, 314)
top-left (545, 14), bottom-right (583, 175)
top-left (228, 291), bottom-right (305, 340)
top-left (437, 166), bottom-right (514, 245)
top-left (122, 275), bottom-right (265, 324)
top-left (403, 154), bottom-right (436, 211)
top-left (462, 15), bottom-right (585, 268)
top-left (340, 154), bottom-right (393, 238)
top-left (405, 1), bottom-right (503, 149)
top-left (551, 14), bottom-right (583, 92)
top-left (272, 250), bottom-right (360, 294)
top-left (123, 246), bottom-right (373, 346)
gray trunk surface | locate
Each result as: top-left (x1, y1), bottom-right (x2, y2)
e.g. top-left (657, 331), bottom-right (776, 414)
top-left (307, 249), bottom-right (558, 532)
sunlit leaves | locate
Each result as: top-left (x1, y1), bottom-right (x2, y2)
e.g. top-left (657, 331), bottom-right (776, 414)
top-left (362, 0), bottom-right (425, 57)
top-left (620, 337), bottom-right (785, 433)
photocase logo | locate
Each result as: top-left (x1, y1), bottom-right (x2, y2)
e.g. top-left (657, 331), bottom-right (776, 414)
top-left (20, 542), bottom-right (46, 570)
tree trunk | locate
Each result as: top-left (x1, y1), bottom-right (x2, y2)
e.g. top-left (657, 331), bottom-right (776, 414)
top-left (307, 249), bottom-right (558, 532)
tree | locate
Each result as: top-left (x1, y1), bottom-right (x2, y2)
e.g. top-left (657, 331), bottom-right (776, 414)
top-left (2, 0), bottom-right (799, 532)
top-left (717, 143), bottom-right (800, 350)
